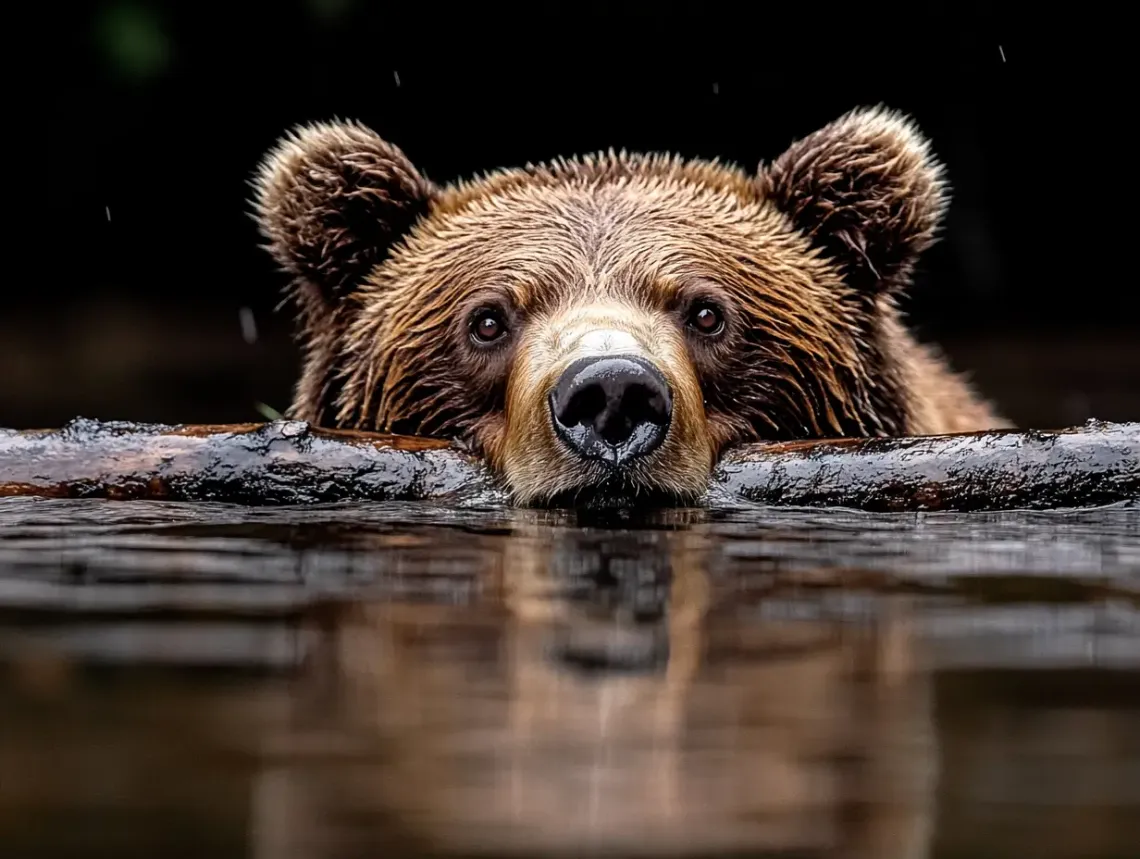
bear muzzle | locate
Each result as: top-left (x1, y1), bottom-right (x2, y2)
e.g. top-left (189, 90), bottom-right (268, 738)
top-left (548, 354), bottom-right (673, 467)
top-left (500, 308), bottom-right (711, 505)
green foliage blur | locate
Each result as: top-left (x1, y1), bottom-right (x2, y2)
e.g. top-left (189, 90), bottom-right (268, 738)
top-left (94, 4), bottom-right (170, 82)
top-left (92, 0), bottom-right (359, 84)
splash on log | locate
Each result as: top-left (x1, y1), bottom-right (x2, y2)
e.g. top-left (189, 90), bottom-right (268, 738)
top-left (0, 417), bottom-right (1136, 512)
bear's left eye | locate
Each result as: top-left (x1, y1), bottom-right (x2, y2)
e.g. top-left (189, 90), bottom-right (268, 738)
top-left (686, 301), bottom-right (725, 336)
top-left (470, 309), bottom-right (508, 344)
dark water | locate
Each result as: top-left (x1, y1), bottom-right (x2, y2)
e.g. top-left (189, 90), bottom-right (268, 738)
top-left (1, 496), bottom-right (1138, 859)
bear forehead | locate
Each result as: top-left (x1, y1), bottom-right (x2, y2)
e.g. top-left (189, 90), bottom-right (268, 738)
top-left (437, 151), bottom-right (767, 216)
top-left (371, 154), bottom-right (814, 311)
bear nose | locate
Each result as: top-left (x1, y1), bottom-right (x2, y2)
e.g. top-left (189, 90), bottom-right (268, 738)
top-left (549, 355), bottom-right (672, 466)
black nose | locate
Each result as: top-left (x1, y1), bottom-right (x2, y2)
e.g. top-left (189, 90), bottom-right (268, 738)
top-left (549, 355), bottom-right (672, 466)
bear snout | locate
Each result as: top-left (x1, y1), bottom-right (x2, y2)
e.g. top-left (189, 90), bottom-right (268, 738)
top-left (548, 355), bottom-right (673, 467)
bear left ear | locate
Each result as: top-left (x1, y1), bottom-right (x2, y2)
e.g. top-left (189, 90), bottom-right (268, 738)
top-left (758, 106), bottom-right (948, 296)
top-left (252, 120), bottom-right (437, 302)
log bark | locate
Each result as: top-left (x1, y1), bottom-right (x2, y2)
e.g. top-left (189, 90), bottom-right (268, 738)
top-left (711, 419), bottom-right (1139, 512)
top-left (0, 418), bottom-right (501, 506)
top-left (1, 417), bottom-right (1136, 511)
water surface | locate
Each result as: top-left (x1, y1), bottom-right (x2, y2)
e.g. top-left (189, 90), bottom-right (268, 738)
top-left (1, 496), bottom-right (1138, 858)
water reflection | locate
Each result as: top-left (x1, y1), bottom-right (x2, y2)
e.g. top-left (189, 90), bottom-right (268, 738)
top-left (0, 499), bottom-right (1138, 858)
top-left (251, 511), bottom-right (931, 858)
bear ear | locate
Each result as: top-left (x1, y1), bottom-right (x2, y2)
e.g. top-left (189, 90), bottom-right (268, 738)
top-left (758, 106), bottom-right (948, 297)
top-left (252, 120), bottom-right (437, 302)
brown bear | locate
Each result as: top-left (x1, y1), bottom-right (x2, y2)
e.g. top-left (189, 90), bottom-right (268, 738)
top-left (252, 106), bottom-right (1005, 505)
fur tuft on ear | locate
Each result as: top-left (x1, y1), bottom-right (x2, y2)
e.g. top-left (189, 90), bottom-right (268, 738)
top-left (251, 120), bottom-right (436, 303)
top-left (758, 106), bottom-right (948, 296)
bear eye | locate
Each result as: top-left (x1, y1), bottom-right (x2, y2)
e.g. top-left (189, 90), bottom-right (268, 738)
top-left (470, 309), bottom-right (508, 344)
top-left (687, 301), bottom-right (725, 336)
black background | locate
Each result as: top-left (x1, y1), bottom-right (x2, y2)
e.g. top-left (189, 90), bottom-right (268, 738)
top-left (9, 2), bottom-right (1135, 430)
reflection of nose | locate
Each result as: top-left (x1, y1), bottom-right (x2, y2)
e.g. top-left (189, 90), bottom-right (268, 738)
top-left (546, 619), bottom-right (669, 675)
top-left (549, 355), bottom-right (672, 466)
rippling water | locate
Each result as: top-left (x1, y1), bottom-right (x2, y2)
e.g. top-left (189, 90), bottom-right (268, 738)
top-left (1, 496), bottom-right (1138, 858)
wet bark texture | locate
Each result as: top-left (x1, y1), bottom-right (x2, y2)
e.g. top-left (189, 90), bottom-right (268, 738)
top-left (711, 420), bottom-right (1139, 512)
top-left (1, 418), bottom-right (1137, 511)
top-left (0, 419), bottom-right (499, 506)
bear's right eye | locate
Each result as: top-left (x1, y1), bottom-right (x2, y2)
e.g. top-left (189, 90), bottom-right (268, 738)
top-left (470, 309), bottom-right (508, 344)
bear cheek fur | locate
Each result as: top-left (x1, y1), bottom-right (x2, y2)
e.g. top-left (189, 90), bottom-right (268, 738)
top-left (495, 304), bottom-right (714, 505)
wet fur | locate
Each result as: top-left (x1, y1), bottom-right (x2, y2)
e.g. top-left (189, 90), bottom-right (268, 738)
top-left (253, 106), bottom-right (1006, 504)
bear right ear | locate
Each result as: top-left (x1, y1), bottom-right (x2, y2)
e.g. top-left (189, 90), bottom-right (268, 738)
top-left (252, 120), bottom-right (436, 302)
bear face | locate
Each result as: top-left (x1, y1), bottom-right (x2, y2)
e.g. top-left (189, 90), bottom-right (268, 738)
top-left (253, 107), bottom-right (1004, 506)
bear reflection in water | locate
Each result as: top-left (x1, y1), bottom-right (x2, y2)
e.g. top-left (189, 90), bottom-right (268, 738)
top-left (251, 511), bottom-right (936, 859)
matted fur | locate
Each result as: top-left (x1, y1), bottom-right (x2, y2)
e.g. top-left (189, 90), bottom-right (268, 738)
top-left (760, 106), bottom-right (947, 296)
top-left (252, 106), bottom-right (1006, 505)
top-left (251, 120), bottom-right (436, 425)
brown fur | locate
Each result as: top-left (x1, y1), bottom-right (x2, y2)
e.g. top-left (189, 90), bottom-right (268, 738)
top-left (252, 106), bottom-right (1007, 505)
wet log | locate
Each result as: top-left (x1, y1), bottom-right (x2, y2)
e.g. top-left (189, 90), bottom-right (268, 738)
top-left (0, 418), bottom-right (1137, 511)
top-left (711, 419), bottom-right (1139, 512)
top-left (0, 418), bottom-right (502, 506)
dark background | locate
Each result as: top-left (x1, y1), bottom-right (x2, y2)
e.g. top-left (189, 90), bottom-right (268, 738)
top-left (8, 2), bottom-right (1136, 430)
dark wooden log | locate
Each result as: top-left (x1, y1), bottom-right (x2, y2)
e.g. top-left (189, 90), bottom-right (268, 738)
top-left (711, 419), bottom-right (1139, 512)
top-left (0, 417), bottom-right (1136, 511)
top-left (0, 418), bottom-right (502, 505)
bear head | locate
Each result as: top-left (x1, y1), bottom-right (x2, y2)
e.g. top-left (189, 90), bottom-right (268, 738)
top-left (253, 106), bottom-right (978, 506)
